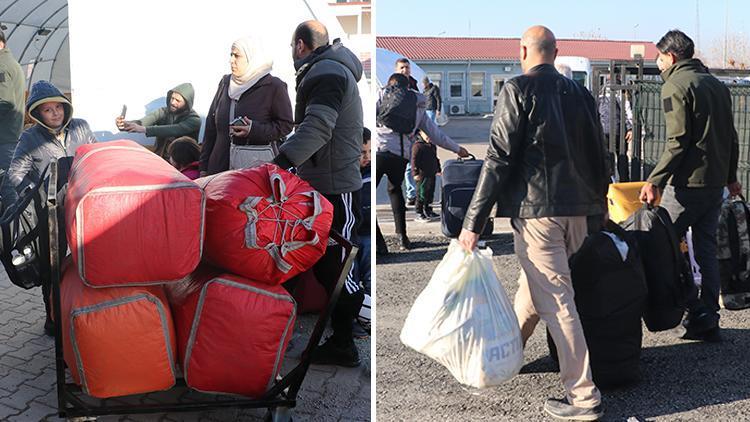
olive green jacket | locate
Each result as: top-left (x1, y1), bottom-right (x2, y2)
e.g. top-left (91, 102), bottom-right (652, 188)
top-left (647, 58), bottom-right (738, 188)
top-left (135, 82), bottom-right (201, 158)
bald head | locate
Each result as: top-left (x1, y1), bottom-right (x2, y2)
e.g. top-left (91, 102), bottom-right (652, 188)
top-left (294, 20), bottom-right (329, 51)
top-left (520, 25), bottom-right (557, 71)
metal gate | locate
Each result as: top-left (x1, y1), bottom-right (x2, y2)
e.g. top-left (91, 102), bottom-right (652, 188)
top-left (598, 60), bottom-right (750, 198)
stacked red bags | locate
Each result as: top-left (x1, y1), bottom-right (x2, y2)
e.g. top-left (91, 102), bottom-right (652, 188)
top-left (59, 262), bottom-right (177, 398)
top-left (166, 266), bottom-right (296, 397)
top-left (197, 164), bottom-right (333, 285)
top-left (58, 140), bottom-right (203, 398)
top-left (65, 140), bottom-right (205, 287)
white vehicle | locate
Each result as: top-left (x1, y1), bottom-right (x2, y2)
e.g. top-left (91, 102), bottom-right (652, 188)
top-left (554, 56), bottom-right (592, 90)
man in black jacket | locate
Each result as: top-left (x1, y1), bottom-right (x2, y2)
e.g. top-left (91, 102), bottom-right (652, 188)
top-left (458, 26), bottom-right (607, 421)
top-left (274, 20), bottom-right (364, 367)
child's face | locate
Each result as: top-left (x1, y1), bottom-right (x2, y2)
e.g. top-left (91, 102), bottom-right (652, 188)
top-left (360, 140), bottom-right (371, 168)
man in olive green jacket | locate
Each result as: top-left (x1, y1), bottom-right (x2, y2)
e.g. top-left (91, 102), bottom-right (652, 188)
top-left (116, 82), bottom-right (201, 159)
top-left (640, 30), bottom-right (741, 342)
top-left (0, 30), bottom-right (25, 173)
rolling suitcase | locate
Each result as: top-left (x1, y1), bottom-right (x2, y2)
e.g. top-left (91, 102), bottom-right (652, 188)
top-left (440, 156), bottom-right (493, 238)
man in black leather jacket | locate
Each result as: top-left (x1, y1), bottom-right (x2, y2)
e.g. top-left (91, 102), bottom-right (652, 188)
top-left (458, 26), bottom-right (608, 421)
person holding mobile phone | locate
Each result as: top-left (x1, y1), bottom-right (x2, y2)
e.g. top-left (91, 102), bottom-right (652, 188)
top-left (200, 36), bottom-right (293, 176)
top-left (115, 83), bottom-right (201, 160)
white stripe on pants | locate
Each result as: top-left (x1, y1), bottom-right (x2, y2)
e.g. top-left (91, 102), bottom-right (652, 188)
top-left (511, 216), bottom-right (601, 408)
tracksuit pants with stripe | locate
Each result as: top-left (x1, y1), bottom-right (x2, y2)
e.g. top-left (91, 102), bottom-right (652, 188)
top-left (313, 191), bottom-right (365, 345)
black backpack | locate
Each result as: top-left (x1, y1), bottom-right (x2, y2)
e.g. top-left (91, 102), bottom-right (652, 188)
top-left (377, 85), bottom-right (417, 136)
top-left (621, 205), bottom-right (696, 332)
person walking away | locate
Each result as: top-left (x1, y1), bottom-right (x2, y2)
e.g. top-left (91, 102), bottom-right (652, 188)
top-left (639, 29), bottom-right (741, 343)
top-left (273, 20), bottom-right (364, 366)
top-left (394, 58), bottom-right (419, 206)
top-left (375, 73), bottom-right (469, 253)
top-left (1, 80), bottom-right (96, 336)
top-left (458, 26), bottom-right (607, 420)
top-left (0, 29), bottom-right (25, 176)
top-left (116, 83), bottom-right (201, 160)
top-left (167, 136), bottom-right (201, 180)
top-left (201, 37), bottom-right (293, 176)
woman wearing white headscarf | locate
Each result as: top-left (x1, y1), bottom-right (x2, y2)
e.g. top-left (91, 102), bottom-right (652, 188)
top-left (200, 37), bottom-right (293, 175)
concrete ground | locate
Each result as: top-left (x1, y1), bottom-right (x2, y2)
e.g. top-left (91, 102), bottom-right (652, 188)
top-left (0, 268), bottom-right (370, 421)
top-left (375, 232), bottom-right (750, 421)
top-left (375, 116), bottom-right (750, 420)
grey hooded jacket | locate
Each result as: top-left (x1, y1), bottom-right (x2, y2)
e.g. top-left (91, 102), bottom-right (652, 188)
top-left (273, 40), bottom-right (363, 195)
top-left (1, 81), bottom-right (96, 209)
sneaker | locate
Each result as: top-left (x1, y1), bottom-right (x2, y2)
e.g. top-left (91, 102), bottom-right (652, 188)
top-left (310, 337), bottom-right (361, 367)
top-left (543, 398), bottom-right (603, 421)
top-left (406, 197), bottom-right (416, 207)
top-left (44, 318), bottom-right (55, 337)
top-left (414, 213), bottom-right (431, 223)
top-left (399, 234), bottom-right (411, 251)
top-left (425, 208), bottom-right (439, 219)
top-left (682, 325), bottom-right (722, 343)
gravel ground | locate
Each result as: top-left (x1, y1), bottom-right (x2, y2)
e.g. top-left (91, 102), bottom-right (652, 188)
top-left (375, 234), bottom-right (750, 422)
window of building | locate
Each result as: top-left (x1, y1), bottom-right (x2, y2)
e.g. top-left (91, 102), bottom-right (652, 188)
top-left (471, 72), bottom-right (485, 98)
top-left (448, 72), bottom-right (464, 98)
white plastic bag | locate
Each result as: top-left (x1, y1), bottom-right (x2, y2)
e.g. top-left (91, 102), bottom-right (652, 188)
top-left (400, 240), bottom-right (523, 388)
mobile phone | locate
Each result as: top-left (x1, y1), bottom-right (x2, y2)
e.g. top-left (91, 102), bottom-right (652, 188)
top-left (230, 116), bottom-right (245, 126)
top-left (120, 104), bottom-right (127, 119)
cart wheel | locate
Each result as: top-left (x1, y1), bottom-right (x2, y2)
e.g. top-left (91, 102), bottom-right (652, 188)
top-left (265, 407), bottom-right (293, 422)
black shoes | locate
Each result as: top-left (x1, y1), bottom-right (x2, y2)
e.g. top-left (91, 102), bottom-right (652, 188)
top-left (399, 234), bottom-right (411, 251)
top-left (310, 337), bottom-right (361, 367)
top-left (681, 312), bottom-right (721, 342)
top-left (406, 197), bottom-right (416, 207)
top-left (543, 398), bottom-right (604, 421)
top-left (424, 207), bottom-right (439, 219)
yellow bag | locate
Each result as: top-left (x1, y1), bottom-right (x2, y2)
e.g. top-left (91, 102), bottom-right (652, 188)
top-left (607, 182), bottom-right (660, 223)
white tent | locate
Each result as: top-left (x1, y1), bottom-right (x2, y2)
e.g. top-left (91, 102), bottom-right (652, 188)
top-left (2, 0), bottom-right (373, 144)
top-left (0, 0), bottom-right (70, 92)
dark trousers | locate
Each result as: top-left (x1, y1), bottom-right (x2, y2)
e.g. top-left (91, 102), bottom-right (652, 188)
top-left (415, 175), bottom-right (436, 212)
top-left (605, 134), bottom-right (629, 182)
top-left (376, 152), bottom-right (408, 235)
top-left (313, 191), bottom-right (364, 345)
top-left (659, 185), bottom-right (724, 324)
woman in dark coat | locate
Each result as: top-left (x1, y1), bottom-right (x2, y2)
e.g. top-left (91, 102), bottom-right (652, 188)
top-left (200, 37), bottom-right (294, 175)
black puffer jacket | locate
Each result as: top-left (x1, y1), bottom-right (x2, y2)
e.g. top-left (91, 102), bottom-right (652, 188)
top-left (463, 64), bottom-right (608, 233)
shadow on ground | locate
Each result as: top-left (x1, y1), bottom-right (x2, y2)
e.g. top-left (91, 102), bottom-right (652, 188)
top-left (378, 233), bottom-right (515, 264)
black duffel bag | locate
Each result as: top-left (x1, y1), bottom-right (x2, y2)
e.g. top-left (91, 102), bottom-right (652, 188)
top-left (548, 220), bottom-right (647, 389)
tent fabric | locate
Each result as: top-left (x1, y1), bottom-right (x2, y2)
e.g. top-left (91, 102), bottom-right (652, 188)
top-left (0, 0), bottom-right (70, 92)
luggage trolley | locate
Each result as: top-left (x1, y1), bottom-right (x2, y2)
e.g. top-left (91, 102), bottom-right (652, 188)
top-left (45, 159), bottom-right (359, 421)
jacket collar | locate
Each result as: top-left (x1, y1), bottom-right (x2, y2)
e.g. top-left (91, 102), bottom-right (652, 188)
top-left (527, 63), bottom-right (557, 75)
top-left (660, 58), bottom-right (709, 82)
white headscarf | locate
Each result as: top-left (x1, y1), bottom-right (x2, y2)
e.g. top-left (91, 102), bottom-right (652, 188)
top-left (228, 37), bottom-right (273, 101)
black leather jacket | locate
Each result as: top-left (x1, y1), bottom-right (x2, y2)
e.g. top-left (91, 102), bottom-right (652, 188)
top-left (463, 64), bottom-right (608, 233)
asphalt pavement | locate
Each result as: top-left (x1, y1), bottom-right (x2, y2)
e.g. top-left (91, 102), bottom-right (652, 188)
top-left (375, 233), bottom-right (750, 421)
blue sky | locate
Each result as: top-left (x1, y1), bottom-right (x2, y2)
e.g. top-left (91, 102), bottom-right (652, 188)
top-left (377, 0), bottom-right (749, 54)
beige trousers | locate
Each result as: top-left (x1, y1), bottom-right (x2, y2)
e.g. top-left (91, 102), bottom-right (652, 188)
top-left (511, 217), bottom-right (601, 408)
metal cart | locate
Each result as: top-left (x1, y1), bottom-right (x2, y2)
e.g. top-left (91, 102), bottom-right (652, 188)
top-left (45, 159), bottom-right (358, 421)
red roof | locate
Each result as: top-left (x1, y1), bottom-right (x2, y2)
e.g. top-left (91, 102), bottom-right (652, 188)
top-left (377, 36), bottom-right (659, 62)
